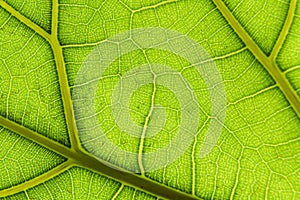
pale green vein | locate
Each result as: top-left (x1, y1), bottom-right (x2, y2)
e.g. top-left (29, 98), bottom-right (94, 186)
top-left (284, 65), bottom-right (300, 74)
top-left (191, 134), bottom-right (197, 196)
top-left (24, 191), bottom-right (29, 200)
top-left (138, 74), bottom-right (157, 176)
top-left (211, 47), bottom-right (247, 61)
top-left (61, 39), bottom-right (107, 48)
top-left (211, 151), bottom-right (221, 199)
top-left (213, 0), bottom-right (300, 119)
top-left (270, 0), bottom-right (297, 60)
top-left (187, 47), bottom-right (247, 67)
top-left (111, 184), bottom-right (124, 200)
top-left (229, 149), bottom-right (244, 199)
top-left (134, 0), bottom-right (178, 12)
top-left (119, 0), bottom-right (178, 13)
top-left (191, 118), bottom-right (210, 196)
top-left (0, 160), bottom-right (73, 197)
top-left (228, 85), bottom-right (278, 105)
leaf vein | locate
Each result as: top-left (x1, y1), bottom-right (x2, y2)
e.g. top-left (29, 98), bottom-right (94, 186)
top-left (213, 0), bottom-right (300, 119)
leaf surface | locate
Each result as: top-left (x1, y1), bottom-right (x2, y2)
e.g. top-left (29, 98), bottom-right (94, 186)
top-left (0, 0), bottom-right (299, 199)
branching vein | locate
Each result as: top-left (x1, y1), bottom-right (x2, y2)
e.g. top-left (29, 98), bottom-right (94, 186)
top-left (213, 0), bottom-right (300, 119)
top-left (270, 0), bottom-right (297, 60)
top-left (0, 160), bottom-right (72, 197)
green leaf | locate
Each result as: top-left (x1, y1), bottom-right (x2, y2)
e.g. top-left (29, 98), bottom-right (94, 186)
top-left (0, 0), bottom-right (299, 199)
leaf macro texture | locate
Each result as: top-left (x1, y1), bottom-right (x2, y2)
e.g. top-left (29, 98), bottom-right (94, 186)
top-left (0, 0), bottom-right (299, 199)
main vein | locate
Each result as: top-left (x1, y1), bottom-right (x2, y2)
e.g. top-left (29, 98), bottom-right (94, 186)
top-left (213, 0), bottom-right (300, 119)
top-left (0, 116), bottom-right (200, 200)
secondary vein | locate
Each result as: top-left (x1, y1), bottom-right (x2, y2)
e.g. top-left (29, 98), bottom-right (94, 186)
top-left (51, 0), bottom-right (59, 37)
top-left (0, 160), bottom-right (73, 197)
top-left (0, 116), bottom-right (74, 158)
top-left (0, 4), bottom-right (201, 199)
top-left (50, 36), bottom-right (80, 150)
top-left (0, 116), bottom-right (201, 200)
top-left (213, 0), bottom-right (300, 119)
top-left (0, 0), bottom-right (81, 150)
top-left (270, 0), bottom-right (297, 60)
top-left (50, 0), bottom-right (81, 151)
top-left (0, 0), bottom-right (51, 40)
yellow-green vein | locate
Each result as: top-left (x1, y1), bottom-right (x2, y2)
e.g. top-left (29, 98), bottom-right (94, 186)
top-left (270, 0), bottom-right (297, 60)
top-left (0, 0), bottom-right (51, 41)
top-left (50, 0), bottom-right (81, 150)
top-left (0, 2), bottom-right (202, 199)
top-left (0, 160), bottom-right (73, 197)
top-left (51, 0), bottom-right (59, 37)
top-left (0, 0), bottom-right (81, 150)
top-left (119, 0), bottom-right (178, 13)
top-left (0, 116), bottom-right (200, 200)
top-left (0, 116), bottom-right (74, 158)
top-left (111, 184), bottom-right (124, 200)
top-left (213, 0), bottom-right (300, 119)
top-left (72, 151), bottom-right (200, 200)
